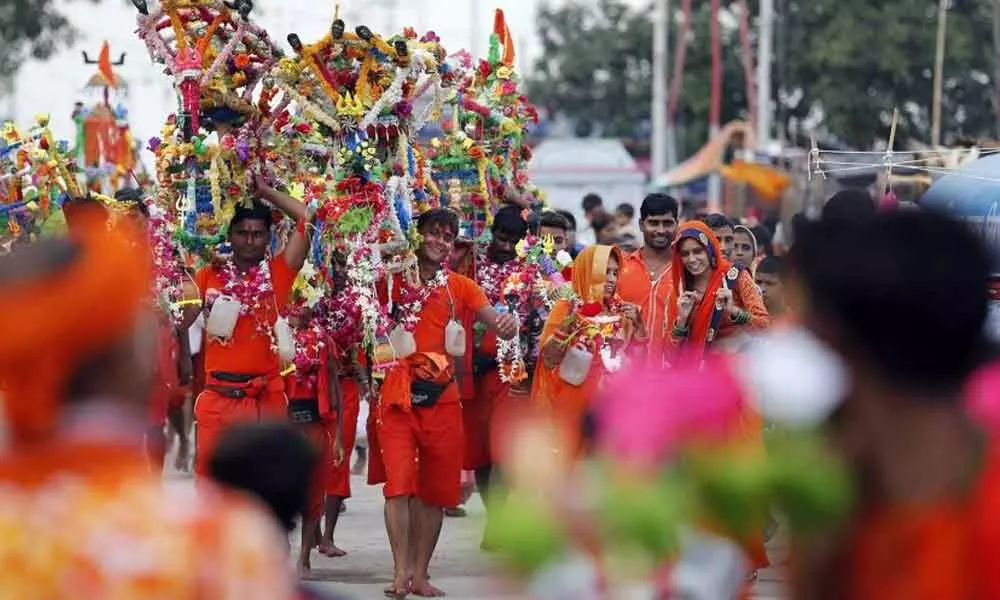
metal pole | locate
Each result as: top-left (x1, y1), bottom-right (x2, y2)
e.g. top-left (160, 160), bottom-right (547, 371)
top-left (651, 0), bottom-right (669, 181)
top-left (756, 0), bottom-right (774, 150)
top-left (707, 0), bottom-right (722, 212)
top-left (470, 0), bottom-right (483, 60)
top-left (931, 0), bottom-right (948, 147)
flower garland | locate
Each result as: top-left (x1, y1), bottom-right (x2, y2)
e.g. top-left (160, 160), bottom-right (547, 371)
top-left (559, 297), bottom-right (627, 376)
top-left (147, 206), bottom-right (186, 323)
top-left (322, 284), bottom-right (363, 349)
top-left (344, 242), bottom-right (386, 348)
top-left (290, 320), bottom-right (327, 389)
top-left (395, 266), bottom-right (449, 333)
top-left (206, 258), bottom-right (277, 345)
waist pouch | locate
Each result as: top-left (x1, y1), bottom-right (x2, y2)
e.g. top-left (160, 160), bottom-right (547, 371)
top-left (472, 352), bottom-right (498, 376)
top-left (206, 371), bottom-right (273, 399)
top-left (410, 379), bottom-right (452, 408)
top-left (288, 398), bottom-right (321, 424)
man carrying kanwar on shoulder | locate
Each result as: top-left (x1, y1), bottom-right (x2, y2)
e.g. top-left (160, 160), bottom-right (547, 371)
top-left (180, 175), bottom-right (312, 477)
top-left (618, 193), bottom-right (680, 357)
top-left (377, 208), bottom-right (518, 598)
top-left (0, 205), bottom-right (297, 598)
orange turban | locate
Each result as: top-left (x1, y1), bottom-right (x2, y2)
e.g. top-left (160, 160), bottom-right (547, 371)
top-left (0, 205), bottom-right (150, 445)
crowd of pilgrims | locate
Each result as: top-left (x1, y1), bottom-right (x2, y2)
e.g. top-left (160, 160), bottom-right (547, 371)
top-left (0, 181), bottom-right (998, 600)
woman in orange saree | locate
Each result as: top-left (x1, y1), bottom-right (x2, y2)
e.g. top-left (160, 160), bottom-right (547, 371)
top-left (662, 222), bottom-right (771, 584)
top-left (663, 221), bottom-right (769, 364)
top-left (530, 244), bottom-right (646, 459)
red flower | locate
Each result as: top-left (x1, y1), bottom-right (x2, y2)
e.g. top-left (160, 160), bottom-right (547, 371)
top-left (561, 266), bottom-right (573, 281)
top-left (579, 302), bottom-right (602, 318)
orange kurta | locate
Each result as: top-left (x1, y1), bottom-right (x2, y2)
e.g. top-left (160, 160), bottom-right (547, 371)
top-left (618, 249), bottom-right (673, 352)
top-left (192, 255), bottom-right (297, 476)
top-left (378, 272), bottom-right (488, 508)
top-left (844, 443), bottom-right (1000, 599)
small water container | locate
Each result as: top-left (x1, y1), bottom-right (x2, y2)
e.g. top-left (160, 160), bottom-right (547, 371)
top-left (205, 295), bottom-right (241, 340)
top-left (445, 319), bottom-right (467, 357)
top-left (558, 345), bottom-right (593, 386)
top-left (274, 317), bottom-right (296, 363)
top-left (389, 325), bottom-right (416, 359)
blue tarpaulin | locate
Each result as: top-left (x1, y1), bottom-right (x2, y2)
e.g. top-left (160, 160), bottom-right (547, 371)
top-left (920, 154), bottom-right (1000, 274)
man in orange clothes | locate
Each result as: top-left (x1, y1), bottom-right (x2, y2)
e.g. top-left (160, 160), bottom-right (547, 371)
top-left (0, 207), bottom-right (297, 599)
top-left (464, 206), bottom-right (527, 537)
top-left (788, 211), bottom-right (1000, 600)
top-left (318, 347), bottom-right (366, 558)
top-left (181, 179), bottom-right (310, 477)
top-left (63, 189), bottom-right (194, 473)
top-left (378, 208), bottom-right (518, 597)
top-left (618, 193), bottom-right (679, 354)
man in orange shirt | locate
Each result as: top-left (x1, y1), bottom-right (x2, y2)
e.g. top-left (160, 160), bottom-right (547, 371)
top-left (378, 208), bottom-right (518, 597)
top-left (618, 193), bottom-right (679, 353)
top-left (182, 180), bottom-right (310, 477)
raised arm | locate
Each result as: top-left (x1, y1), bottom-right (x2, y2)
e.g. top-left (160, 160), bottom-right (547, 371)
top-left (255, 175), bottom-right (310, 272)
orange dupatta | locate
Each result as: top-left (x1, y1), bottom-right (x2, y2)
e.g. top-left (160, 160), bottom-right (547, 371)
top-left (530, 245), bottom-right (627, 456)
top-left (664, 222), bottom-right (732, 354)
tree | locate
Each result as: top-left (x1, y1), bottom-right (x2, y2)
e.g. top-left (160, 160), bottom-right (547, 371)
top-left (0, 0), bottom-right (100, 82)
top-left (529, 0), bottom-right (1000, 152)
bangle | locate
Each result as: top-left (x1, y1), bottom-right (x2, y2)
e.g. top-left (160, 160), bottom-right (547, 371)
top-left (730, 309), bottom-right (750, 325)
top-left (671, 324), bottom-right (689, 338)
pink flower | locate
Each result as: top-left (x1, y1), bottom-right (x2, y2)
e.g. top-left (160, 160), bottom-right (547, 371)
top-left (594, 357), bottom-right (744, 469)
top-left (966, 359), bottom-right (1000, 436)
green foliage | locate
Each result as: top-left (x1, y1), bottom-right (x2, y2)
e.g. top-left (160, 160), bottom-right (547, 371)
top-left (528, 0), bottom-right (999, 150)
top-left (0, 0), bottom-right (101, 81)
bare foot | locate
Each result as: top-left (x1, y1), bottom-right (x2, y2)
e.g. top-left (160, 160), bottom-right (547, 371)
top-left (318, 543), bottom-right (347, 557)
top-left (297, 556), bottom-right (312, 579)
top-left (384, 578), bottom-right (410, 598)
top-left (410, 580), bottom-right (445, 597)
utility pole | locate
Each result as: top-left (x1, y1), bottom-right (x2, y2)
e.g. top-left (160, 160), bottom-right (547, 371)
top-left (651, 0), bottom-right (670, 181)
top-left (707, 0), bottom-right (722, 211)
top-left (756, 0), bottom-right (774, 151)
top-left (931, 0), bottom-right (948, 147)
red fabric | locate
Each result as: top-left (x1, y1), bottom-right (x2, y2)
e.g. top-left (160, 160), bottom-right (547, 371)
top-left (193, 381), bottom-right (287, 477)
top-left (463, 370), bottom-right (509, 470)
top-left (194, 256), bottom-right (297, 376)
top-left (325, 378), bottom-right (361, 498)
top-left (366, 399), bottom-right (386, 485)
top-left (300, 422), bottom-right (329, 521)
top-left (148, 319), bottom-right (181, 426)
top-left (378, 402), bottom-right (464, 508)
top-left (846, 443), bottom-right (1000, 599)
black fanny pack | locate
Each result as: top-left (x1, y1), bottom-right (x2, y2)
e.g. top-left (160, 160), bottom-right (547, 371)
top-left (410, 379), bottom-right (452, 408)
top-left (288, 398), bottom-right (322, 424)
top-left (472, 352), bottom-right (498, 376)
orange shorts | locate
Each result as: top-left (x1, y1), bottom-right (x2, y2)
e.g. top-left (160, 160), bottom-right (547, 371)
top-left (367, 400), bottom-right (387, 485)
top-left (300, 421), bottom-right (331, 521)
top-left (378, 396), bottom-right (463, 508)
top-left (324, 379), bottom-right (362, 498)
top-left (463, 370), bottom-right (509, 470)
top-left (193, 382), bottom-right (287, 477)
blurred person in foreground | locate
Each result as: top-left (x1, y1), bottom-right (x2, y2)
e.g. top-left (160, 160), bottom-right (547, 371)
top-left (0, 206), bottom-right (296, 598)
top-left (788, 210), bottom-right (1000, 599)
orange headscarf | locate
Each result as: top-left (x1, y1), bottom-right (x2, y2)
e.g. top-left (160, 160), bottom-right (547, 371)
top-left (571, 244), bottom-right (625, 304)
top-left (665, 221), bottom-right (733, 354)
top-left (0, 205), bottom-right (150, 445)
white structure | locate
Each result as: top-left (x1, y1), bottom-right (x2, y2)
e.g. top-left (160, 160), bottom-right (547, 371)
top-left (529, 138), bottom-right (647, 231)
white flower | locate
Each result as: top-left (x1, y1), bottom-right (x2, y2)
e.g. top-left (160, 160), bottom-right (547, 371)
top-left (555, 250), bottom-right (573, 267)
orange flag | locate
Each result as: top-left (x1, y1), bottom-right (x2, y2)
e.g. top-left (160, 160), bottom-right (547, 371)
top-left (97, 41), bottom-right (118, 88)
top-left (493, 9), bottom-right (515, 66)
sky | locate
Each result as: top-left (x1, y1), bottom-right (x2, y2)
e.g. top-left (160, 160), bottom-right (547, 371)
top-left (7, 0), bottom-right (645, 151)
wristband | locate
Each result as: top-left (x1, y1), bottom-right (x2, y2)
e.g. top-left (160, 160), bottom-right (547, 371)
top-left (296, 218), bottom-right (307, 235)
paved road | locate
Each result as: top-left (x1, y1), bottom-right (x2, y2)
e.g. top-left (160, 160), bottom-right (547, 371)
top-left (282, 474), bottom-right (788, 600)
